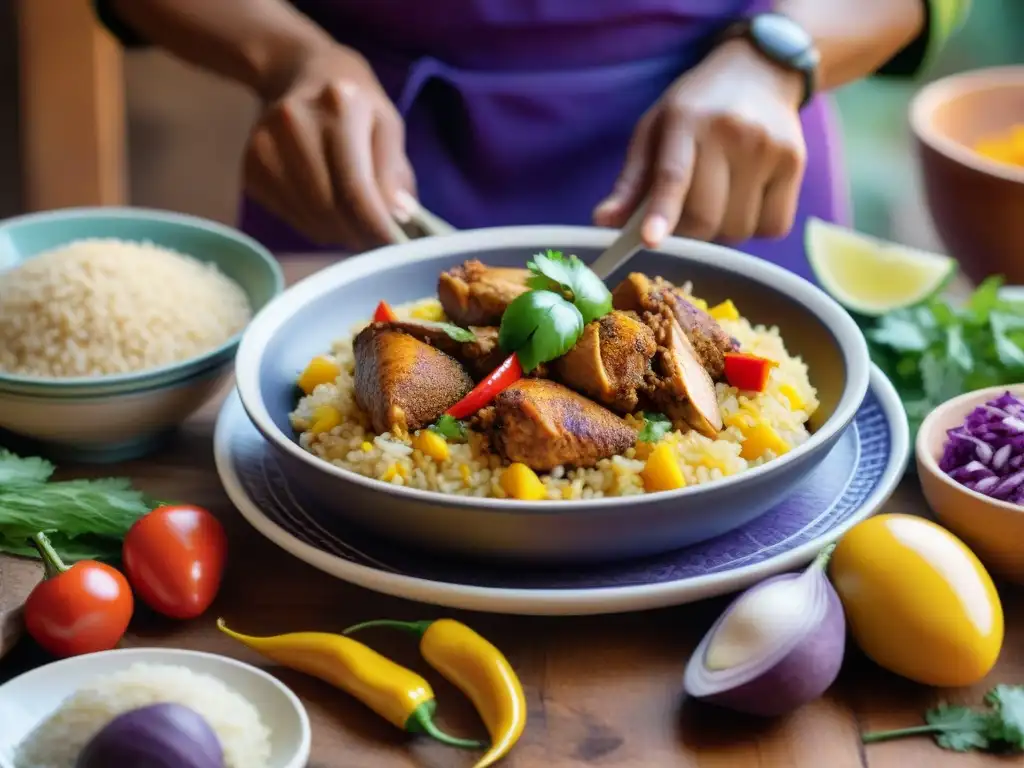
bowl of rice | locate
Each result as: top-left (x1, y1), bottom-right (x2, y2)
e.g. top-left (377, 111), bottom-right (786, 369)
top-left (1, 647), bottom-right (310, 768)
top-left (0, 207), bottom-right (283, 461)
top-left (234, 226), bottom-right (870, 563)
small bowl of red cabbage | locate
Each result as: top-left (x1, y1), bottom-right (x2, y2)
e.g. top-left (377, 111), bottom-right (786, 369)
top-left (917, 385), bottom-right (1024, 585)
top-left (939, 391), bottom-right (1024, 504)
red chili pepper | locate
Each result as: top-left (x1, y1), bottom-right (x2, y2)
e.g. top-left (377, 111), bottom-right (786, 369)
top-left (446, 352), bottom-right (523, 419)
top-left (24, 532), bottom-right (134, 658)
top-left (724, 352), bottom-right (778, 392)
top-left (373, 300), bottom-right (399, 323)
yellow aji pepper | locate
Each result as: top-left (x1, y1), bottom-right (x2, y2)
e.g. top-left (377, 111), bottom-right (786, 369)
top-left (346, 618), bottom-right (527, 768)
top-left (216, 619), bottom-right (483, 750)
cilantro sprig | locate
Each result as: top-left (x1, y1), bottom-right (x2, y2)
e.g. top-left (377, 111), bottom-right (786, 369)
top-left (527, 250), bottom-right (613, 325)
top-left (430, 414), bottom-right (468, 441)
top-left (865, 276), bottom-right (1024, 442)
top-left (498, 290), bottom-right (584, 373)
top-left (862, 685), bottom-right (1024, 754)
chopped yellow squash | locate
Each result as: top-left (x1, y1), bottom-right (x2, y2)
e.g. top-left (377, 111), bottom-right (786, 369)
top-left (641, 444), bottom-right (687, 492)
top-left (709, 299), bottom-right (740, 321)
top-left (410, 301), bottom-right (447, 321)
top-left (413, 429), bottom-right (450, 462)
top-left (777, 383), bottom-right (805, 411)
top-left (501, 463), bottom-right (547, 500)
top-left (298, 356), bottom-right (341, 394)
top-left (310, 404), bottom-right (342, 434)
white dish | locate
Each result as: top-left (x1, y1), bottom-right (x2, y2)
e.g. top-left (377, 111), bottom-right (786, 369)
top-left (0, 647), bottom-right (310, 768)
top-left (215, 366), bottom-right (909, 616)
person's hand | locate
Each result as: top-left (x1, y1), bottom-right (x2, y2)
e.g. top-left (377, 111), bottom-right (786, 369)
top-left (594, 39), bottom-right (807, 247)
top-left (243, 44), bottom-right (414, 249)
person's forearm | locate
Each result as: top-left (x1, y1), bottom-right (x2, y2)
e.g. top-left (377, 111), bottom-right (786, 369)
top-left (776, 0), bottom-right (926, 90)
top-left (108, 0), bottom-right (336, 99)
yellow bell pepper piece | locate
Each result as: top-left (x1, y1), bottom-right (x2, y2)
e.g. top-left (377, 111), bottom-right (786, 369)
top-left (733, 417), bottom-right (790, 460)
top-left (298, 355), bottom-right (341, 394)
top-left (777, 383), bottom-right (805, 411)
top-left (709, 299), bottom-right (740, 321)
top-left (641, 444), bottom-right (686, 492)
top-left (501, 463), bottom-right (547, 500)
top-left (413, 430), bottom-right (449, 462)
top-left (410, 301), bottom-right (447, 321)
top-left (310, 404), bottom-right (342, 434)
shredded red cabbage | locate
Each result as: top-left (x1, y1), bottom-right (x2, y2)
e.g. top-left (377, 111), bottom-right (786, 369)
top-left (940, 391), bottom-right (1024, 504)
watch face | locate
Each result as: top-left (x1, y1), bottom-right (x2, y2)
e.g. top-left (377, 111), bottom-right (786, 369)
top-left (751, 12), bottom-right (818, 65)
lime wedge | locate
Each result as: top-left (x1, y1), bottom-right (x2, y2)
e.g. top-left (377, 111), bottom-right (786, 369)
top-left (805, 217), bottom-right (956, 316)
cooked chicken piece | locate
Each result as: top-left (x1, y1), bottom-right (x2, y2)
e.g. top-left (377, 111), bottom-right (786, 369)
top-left (643, 306), bottom-right (723, 438)
top-left (612, 272), bottom-right (736, 379)
top-left (550, 311), bottom-right (656, 413)
top-left (492, 379), bottom-right (636, 471)
top-left (379, 320), bottom-right (506, 380)
top-left (353, 327), bottom-right (473, 434)
top-left (438, 260), bottom-right (531, 327)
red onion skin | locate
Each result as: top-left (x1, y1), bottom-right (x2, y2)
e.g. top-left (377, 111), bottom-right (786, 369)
top-left (689, 573), bottom-right (846, 718)
top-left (75, 703), bottom-right (224, 768)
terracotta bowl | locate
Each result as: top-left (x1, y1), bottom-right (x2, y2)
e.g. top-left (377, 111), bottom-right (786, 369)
top-left (910, 66), bottom-right (1024, 286)
top-left (916, 384), bottom-right (1024, 585)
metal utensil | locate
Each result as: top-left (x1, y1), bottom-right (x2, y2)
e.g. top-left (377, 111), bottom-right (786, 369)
top-left (394, 192), bottom-right (457, 240)
top-left (588, 199), bottom-right (649, 281)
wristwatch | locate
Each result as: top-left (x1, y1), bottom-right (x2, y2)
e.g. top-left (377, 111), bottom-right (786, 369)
top-left (719, 13), bottom-right (821, 109)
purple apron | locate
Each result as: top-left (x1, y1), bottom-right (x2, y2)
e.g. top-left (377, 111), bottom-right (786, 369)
top-left (240, 0), bottom-right (850, 282)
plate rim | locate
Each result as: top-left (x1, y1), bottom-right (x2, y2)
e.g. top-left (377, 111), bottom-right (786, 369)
top-left (214, 365), bottom-right (910, 616)
top-left (0, 646), bottom-right (312, 768)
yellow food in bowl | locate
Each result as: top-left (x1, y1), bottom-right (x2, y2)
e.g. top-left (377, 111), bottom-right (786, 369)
top-left (973, 124), bottom-right (1024, 168)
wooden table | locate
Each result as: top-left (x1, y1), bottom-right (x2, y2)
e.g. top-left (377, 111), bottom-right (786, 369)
top-left (2, 256), bottom-right (1022, 768)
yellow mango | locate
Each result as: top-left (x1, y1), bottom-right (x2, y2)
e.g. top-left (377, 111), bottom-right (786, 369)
top-left (830, 514), bottom-right (1003, 687)
top-left (412, 429), bottom-right (449, 462)
top-left (709, 299), bottom-right (740, 321)
top-left (641, 444), bottom-right (686, 492)
top-left (297, 356), bottom-right (341, 394)
top-left (501, 463), bottom-right (547, 500)
top-left (310, 405), bottom-right (341, 434)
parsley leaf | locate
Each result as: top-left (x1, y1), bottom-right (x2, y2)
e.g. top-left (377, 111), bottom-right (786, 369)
top-left (430, 414), bottom-right (467, 441)
top-left (527, 249), bottom-right (612, 325)
top-left (0, 450), bottom-right (55, 488)
top-left (862, 686), bottom-right (1024, 754)
top-left (636, 413), bottom-right (673, 443)
top-left (498, 290), bottom-right (584, 372)
top-left (413, 320), bottom-right (476, 343)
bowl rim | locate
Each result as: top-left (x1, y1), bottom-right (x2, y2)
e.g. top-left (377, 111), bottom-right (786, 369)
top-left (909, 65), bottom-right (1024, 185)
top-left (235, 225), bottom-right (871, 512)
top-left (915, 382), bottom-right (1024, 516)
top-left (0, 206), bottom-right (285, 392)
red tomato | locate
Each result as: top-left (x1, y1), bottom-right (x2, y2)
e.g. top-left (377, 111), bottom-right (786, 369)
top-left (25, 534), bottom-right (133, 658)
top-left (122, 505), bottom-right (228, 620)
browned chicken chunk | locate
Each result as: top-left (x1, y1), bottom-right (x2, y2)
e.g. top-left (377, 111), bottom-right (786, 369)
top-left (612, 272), bottom-right (736, 379)
top-left (353, 327), bottom-right (473, 434)
top-left (643, 306), bottom-right (723, 438)
top-left (491, 379), bottom-right (636, 471)
top-left (550, 311), bottom-right (656, 413)
top-left (438, 260), bottom-right (531, 327)
top-left (381, 320), bottom-right (506, 381)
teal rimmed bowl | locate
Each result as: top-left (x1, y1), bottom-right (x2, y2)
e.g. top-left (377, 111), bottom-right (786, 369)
top-left (0, 207), bottom-right (283, 461)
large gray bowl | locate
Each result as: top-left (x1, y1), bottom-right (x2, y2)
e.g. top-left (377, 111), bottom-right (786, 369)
top-left (235, 226), bottom-right (870, 563)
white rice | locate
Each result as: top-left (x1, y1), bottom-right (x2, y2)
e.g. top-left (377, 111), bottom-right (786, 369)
top-left (13, 663), bottom-right (271, 768)
top-left (0, 238), bottom-right (252, 378)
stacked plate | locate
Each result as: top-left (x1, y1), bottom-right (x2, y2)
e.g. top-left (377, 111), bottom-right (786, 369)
top-left (218, 227), bottom-right (911, 616)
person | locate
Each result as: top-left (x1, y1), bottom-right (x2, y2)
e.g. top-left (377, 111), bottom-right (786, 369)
top-left (95, 0), bottom-right (969, 281)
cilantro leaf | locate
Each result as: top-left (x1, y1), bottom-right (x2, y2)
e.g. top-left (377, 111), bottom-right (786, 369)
top-left (636, 413), bottom-right (673, 443)
top-left (527, 249), bottom-right (612, 324)
top-left (926, 704), bottom-right (994, 752)
top-left (985, 685), bottom-right (1024, 749)
top-left (498, 290), bottom-right (584, 372)
top-left (0, 450), bottom-right (54, 488)
top-left (413, 320), bottom-right (476, 343)
top-left (430, 414), bottom-right (467, 441)
top-left (867, 312), bottom-right (931, 352)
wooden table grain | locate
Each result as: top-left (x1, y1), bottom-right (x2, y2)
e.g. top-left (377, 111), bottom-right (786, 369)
top-left (1, 255), bottom-right (1022, 768)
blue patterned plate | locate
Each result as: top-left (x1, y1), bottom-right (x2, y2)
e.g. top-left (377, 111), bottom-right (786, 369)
top-left (214, 365), bottom-right (909, 615)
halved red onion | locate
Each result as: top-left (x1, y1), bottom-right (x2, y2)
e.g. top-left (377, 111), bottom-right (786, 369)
top-left (683, 548), bottom-right (845, 717)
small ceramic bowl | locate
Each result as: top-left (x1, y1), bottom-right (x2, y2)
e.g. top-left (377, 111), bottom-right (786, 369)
top-left (910, 66), bottom-right (1024, 286)
top-left (0, 207), bottom-right (283, 462)
top-left (916, 384), bottom-right (1024, 585)
top-left (0, 647), bottom-right (311, 768)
